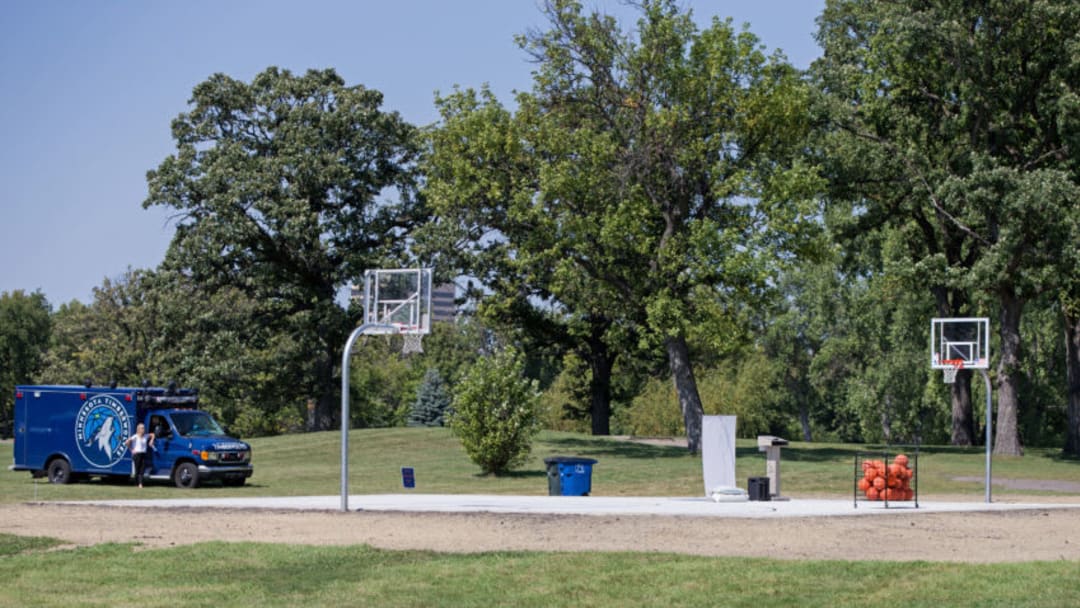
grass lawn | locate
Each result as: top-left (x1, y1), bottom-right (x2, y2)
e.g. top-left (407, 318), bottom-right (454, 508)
top-left (3, 430), bottom-right (1080, 606)
top-left (4, 428), bottom-right (1080, 503)
top-left (2, 533), bottom-right (1080, 607)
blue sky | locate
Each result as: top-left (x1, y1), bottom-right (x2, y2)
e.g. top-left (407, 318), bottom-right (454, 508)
top-left (0, 0), bottom-right (825, 306)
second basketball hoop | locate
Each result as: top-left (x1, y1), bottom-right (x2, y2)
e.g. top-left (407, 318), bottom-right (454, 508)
top-left (931, 317), bottom-right (989, 384)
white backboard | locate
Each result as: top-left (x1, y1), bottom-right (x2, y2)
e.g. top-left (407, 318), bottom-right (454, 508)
top-left (361, 268), bottom-right (433, 334)
top-left (931, 317), bottom-right (990, 369)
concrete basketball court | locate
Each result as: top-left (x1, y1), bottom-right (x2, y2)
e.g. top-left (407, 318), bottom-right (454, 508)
top-left (64, 494), bottom-right (1080, 518)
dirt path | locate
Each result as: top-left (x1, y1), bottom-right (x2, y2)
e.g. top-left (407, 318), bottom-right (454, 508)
top-left (4, 502), bottom-right (1080, 563)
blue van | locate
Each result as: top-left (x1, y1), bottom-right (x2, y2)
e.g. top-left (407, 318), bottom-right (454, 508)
top-left (11, 384), bottom-right (252, 488)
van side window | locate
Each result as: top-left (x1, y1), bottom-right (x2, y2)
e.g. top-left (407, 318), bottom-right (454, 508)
top-left (150, 415), bottom-right (171, 438)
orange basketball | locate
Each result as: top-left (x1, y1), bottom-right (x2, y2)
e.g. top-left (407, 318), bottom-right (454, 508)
top-left (888, 463), bottom-right (904, 478)
top-left (865, 469), bottom-right (878, 481)
top-left (905, 489), bottom-right (914, 501)
top-left (858, 478), bottom-right (871, 492)
top-left (873, 476), bottom-right (886, 491)
top-left (866, 487), bottom-right (879, 501)
top-left (894, 454), bottom-right (909, 467)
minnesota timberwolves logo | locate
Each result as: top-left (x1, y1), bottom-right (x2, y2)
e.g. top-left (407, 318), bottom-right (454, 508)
top-left (75, 395), bottom-right (130, 467)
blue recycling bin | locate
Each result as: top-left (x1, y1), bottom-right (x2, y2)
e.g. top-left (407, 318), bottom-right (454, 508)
top-left (544, 456), bottom-right (598, 496)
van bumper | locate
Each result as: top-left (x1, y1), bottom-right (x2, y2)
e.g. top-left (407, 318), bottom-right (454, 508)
top-left (197, 464), bottom-right (254, 480)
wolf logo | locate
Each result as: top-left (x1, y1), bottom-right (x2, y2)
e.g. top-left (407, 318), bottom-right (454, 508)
top-left (75, 395), bottom-right (130, 468)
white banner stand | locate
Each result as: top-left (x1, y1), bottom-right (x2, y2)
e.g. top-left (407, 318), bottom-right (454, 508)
top-left (702, 415), bottom-right (746, 501)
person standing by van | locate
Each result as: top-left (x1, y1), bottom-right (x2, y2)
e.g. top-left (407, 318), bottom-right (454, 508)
top-left (124, 423), bottom-right (155, 488)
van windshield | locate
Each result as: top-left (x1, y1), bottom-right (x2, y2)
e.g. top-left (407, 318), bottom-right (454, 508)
top-left (170, 412), bottom-right (226, 437)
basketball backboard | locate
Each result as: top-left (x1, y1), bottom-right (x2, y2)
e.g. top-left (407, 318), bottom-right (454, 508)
top-left (361, 268), bottom-right (432, 335)
top-left (930, 317), bottom-right (990, 369)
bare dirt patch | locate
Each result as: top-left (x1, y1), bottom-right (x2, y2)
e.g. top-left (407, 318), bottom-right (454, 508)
top-left (3, 501), bottom-right (1080, 563)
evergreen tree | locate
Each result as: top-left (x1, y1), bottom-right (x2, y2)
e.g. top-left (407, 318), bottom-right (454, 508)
top-left (408, 368), bottom-right (451, 427)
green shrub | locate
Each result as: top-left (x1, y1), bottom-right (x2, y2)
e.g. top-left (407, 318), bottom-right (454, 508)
top-left (614, 351), bottom-right (789, 439)
top-left (448, 348), bottom-right (541, 475)
top-left (537, 359), bottom-right (591, 433)
top-left (616, 375), bottom-right (684, 437)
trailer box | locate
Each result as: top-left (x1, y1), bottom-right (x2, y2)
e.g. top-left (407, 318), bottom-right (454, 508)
top-left (11, 385), bottom-right (252, 488)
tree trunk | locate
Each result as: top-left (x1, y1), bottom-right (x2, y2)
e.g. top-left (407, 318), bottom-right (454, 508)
top-left (799, 401), bottom-right (812, 442)
top-left (314, 391), bottom-right (337, 431)
top-left (314, 298), bottom-right (351, 432)
top-left (994, 293), bottom-right (1024, 455)
top-left (665, 335), bottom-right (704, 454)
top-left (881, 394), bottom-right (893, 443)
top-left (585, 331), bottom-right (614, 436)
top-left (950, 369), bottom-right (977, 445)
top-left (313, 321), bottom-right (341, 431)
top-left (933, 288), bottom-right (976, 446)
top-left (1064, 308), bottom-right (1080, 456)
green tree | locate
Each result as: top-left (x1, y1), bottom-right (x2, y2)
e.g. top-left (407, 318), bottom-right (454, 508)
top-left (38, 270), bottom-right (161, 387)
top-left (408, 368), bottom-right (452, 427)
top-left (814, 0), bottom-right (1080, 454)
top-left (421, 85), bottom-right (628, 438)
top-left (425, 0), bottom-right (821, 452)
top-left (346, 336), bottom-right (420, 429)
top-left (761, 259), bottom-right (841, 442)
top-left (144, 67), bottom-right (421, 431)
top-left (0, 290), bottom-right (52, 437)
top-left (449, 348), bottom-right (541, 475)
top-left (150, 272), bottom-right (310, 436)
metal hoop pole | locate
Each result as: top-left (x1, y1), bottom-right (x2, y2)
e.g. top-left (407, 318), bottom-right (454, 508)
top-left (981, 368), bottom-right (992, 503)
top-left (341, 322), bottom-right (395, 512)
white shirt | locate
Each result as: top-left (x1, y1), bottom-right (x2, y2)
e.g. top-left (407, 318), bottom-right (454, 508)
top-left (131, 434), bottom-right (150, 454)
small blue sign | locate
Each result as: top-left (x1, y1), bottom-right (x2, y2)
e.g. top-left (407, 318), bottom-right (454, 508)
top-left (401, 467), bottom-right (415, 489)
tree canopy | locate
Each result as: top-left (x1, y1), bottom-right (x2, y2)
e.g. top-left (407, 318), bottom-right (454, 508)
top-left (144, 67), bottom-right (422, 430)
top-left (0, 290), bottom-right (51, 437)
top-left (9, 3), bottom-right (1080, 456)
top-left (424, 0), bottom-right (822, 452)
top-left (814, 0), bottom-right (1080, 454)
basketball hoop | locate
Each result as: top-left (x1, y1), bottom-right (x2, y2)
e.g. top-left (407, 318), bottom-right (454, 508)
top-left (402, 333), bottom-right (424, 355)
top-left (942, 359), bottom-right (964, 384)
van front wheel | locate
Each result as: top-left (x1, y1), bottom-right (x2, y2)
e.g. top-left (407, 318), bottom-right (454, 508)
top-left (47, 458), bottom-right (72, 484)
top-left (174, 463), bottom-right (200, 489)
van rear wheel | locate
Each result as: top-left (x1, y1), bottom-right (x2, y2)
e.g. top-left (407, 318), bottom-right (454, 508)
top-left (174, 462), bottom-right (200, 489)
top-left (47, 458), bottom-right (72, 484)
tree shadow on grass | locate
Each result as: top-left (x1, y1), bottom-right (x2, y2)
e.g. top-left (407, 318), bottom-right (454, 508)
top-left (488, 470), bottom-right (547, 479)
top-left (540, 437), bottom-right (689, 459)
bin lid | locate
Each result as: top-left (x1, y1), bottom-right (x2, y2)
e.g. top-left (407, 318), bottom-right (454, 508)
top-left (543, 456), bottom-right (598, 465)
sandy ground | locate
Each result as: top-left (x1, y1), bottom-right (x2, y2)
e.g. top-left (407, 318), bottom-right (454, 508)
top-left (4, 501), bottom-right (1080, 563)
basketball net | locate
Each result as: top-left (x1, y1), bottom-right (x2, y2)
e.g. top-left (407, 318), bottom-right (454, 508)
top-left (402, 333), bottom-right (424, 355)
top-left (942, 359), bottom-right (964, 384)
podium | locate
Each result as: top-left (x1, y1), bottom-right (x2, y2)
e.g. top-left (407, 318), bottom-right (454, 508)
top-left (757, 435), bottom-right (789, 501)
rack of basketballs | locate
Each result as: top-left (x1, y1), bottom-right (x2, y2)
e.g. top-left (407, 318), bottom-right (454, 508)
top-left (854, 449), bottom-right (919, 508)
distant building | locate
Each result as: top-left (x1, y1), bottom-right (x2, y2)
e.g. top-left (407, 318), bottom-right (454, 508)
top-left (429, 282), bottom-right (456, 323)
